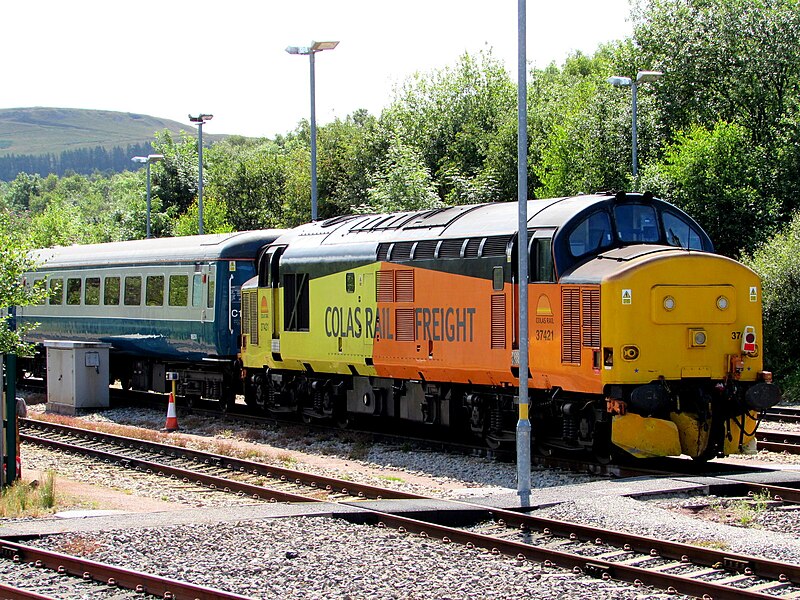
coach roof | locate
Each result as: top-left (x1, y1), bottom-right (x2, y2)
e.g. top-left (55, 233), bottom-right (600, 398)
top-left (32, 230), bottom-right (284, 269)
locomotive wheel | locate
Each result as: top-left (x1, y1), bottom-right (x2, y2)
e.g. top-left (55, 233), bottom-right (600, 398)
top-left (335, 412), bottom-right (351, 429)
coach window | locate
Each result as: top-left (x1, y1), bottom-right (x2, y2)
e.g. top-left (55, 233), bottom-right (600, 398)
top-left (192, 274), bottom-right (203, 307)
top-left (85, 278), bottom-right (100, 305)
top-left (207, 275), bottom-right (215, 309)
top-left (66, 278), bottom-right (82, 305)
top-left (104, 277), bottom-right (120, 305)
top-left (169, 275), bottom-right (189, 306)
top-left (146, 275), bottom-right (164, 306)
top-left (33, 278), bottom-right (45, 305)
top-left (124, 276), bottom-right (142, 306)
top-left (48, 278), bottom-right (63, 305)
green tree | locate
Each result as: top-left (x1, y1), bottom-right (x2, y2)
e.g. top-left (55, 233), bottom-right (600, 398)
top-left (742, 212), bottom-right (800, 394)
top-left (172, 195), bottom-right (233, 236)
top-left (151, 130), bottom-right (199, 213)
top-left (382, 50), bottom-right (516, 203)
top-left (0, 211), bottom-right (44, 353)
top-left (205, 137), bottom-right (286, 230)
top-left (361, 133), bottom-right (443, 214)
top-left (634, 0), bottom-right (800, 144)
top-left (639, 121), bottom-right (779, 257)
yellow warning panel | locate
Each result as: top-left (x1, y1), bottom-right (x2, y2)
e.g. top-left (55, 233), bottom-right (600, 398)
top-left (611, 413), bottom-right (682, 458)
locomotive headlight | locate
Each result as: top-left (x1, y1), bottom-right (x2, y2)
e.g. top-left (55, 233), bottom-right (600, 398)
top-left (716, 296), bottom-right (729, 310)
top-left (689, 328), bottom-right (707, 348)
top-left (663, 296), bottom-right (676, 311)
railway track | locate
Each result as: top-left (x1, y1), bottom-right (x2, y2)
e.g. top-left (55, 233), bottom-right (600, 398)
top-left (763, 406), bottom-right (800, 425)
top-left (758, 429), bottom-right (800, 455)
top-left (19, 418), bottom-right (424, 503)
top-left (0, 541), bottom-right (252, 599)
top-left (15, 417), bottom-right (800, 599)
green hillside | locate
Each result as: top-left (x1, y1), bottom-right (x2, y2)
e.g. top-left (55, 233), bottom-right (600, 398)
top-left (0, 107), bottom-right (193, 156)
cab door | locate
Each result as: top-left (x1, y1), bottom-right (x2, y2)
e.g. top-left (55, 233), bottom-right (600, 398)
top-left (259, 246), bottom-right (286, 355)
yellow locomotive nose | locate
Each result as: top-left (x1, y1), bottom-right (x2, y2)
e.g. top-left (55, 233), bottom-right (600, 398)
top-left (598, 251), bottom-right (778, 459)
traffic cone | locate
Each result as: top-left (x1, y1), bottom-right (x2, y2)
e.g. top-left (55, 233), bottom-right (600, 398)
top-left (164, 392), bottom-right (179, 432)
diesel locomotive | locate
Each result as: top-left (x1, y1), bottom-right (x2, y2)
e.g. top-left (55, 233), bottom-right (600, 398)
top-left (238, 192), bottom-right (779, 460)
top-left (18, 192), bottom-right (780, 460)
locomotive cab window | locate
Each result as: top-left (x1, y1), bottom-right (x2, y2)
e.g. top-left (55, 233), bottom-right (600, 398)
top-left (530, 236), bottom-right (555, 282)
top-left (663, 212), bottom-right (704, 250)
top-left (259, 245), bottom-right (286, 288)
top-left (614, 204), bottom-right (659, 243)
top-left (284, 272), bottom-right (310, 332)
top-left (568, 211), bottom-right (612, 258)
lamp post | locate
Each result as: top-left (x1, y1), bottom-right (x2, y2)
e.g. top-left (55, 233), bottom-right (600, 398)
top-left (189, 113), bottom-right (213, 234)
top-left (286, 40), bottom-right (339, 222)
top-left (131, 154), bottom-right (164, 239)
top-left (516, 0), bottom-right (531, 506)
top-left (607, 70), bottom-right (663, 177)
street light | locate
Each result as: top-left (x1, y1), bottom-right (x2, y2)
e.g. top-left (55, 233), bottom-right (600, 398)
top-left (188, 113), bottom-right (213, 235)
top-left (131, 153), bottom-right (165, 239)
top-left (607, 70), bottom-right (663, 177)
top-left (286, 40), bottom-right (339, 222)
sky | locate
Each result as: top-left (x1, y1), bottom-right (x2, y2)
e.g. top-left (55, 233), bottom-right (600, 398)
top-left (0, 1), bottom-right (634, 139)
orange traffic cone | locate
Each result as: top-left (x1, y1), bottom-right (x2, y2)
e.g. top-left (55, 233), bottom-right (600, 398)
top-left (164, 392), bottom-right (179, 432)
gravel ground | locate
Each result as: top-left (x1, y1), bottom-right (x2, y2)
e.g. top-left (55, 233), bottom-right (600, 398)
top-left (26, 517), bottom-right (678, 600)
top-left (5, 398), bottom-right (799, 599)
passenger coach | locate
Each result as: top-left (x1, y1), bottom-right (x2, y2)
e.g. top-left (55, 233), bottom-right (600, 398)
top-left (19, 230), bottom-right (283, 406)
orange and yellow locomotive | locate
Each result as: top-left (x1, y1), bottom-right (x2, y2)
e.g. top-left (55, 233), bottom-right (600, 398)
top-left (240, 192), bottom-right (779, 460)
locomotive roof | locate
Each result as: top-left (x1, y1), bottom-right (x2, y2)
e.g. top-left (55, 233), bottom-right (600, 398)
top-left (32, 230), bottom-right (285, 269)
top-left (274, 193), bottom-right (696, 250)
top-left (289, 192), bottom-right (689, 244)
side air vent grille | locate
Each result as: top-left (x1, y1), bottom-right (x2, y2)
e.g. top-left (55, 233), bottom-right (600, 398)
top-left (395, 270), bottom-right (415, 302)
top-left (376, 270), bottom-right (395, 303)
top-left (561, 287), bottom-right (581, 364)
top-left (582, 287), bottom-right (600, 347)
top-left (395, 308), bottom-right (416, 341)
top-left (377, 243), bottom-right (391, 262)
top-left (491, 294), bottom-right (506, 349)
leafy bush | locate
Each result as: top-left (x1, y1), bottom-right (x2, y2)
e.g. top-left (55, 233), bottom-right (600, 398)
top-left (742, 212), bottom-right (800, 399)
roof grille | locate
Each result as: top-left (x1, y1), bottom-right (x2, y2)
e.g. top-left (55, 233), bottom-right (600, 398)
top-left (482, 235), bottom-right (512, 257)
top-left (439, 238), bottom-right (466, 259)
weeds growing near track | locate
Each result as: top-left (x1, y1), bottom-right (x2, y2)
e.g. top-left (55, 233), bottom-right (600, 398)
top-left (0, 470), bottom-right (56, 517)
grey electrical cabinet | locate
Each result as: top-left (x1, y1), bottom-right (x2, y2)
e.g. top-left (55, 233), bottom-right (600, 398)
top-left (43, 341), bottom-right (111, 415)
